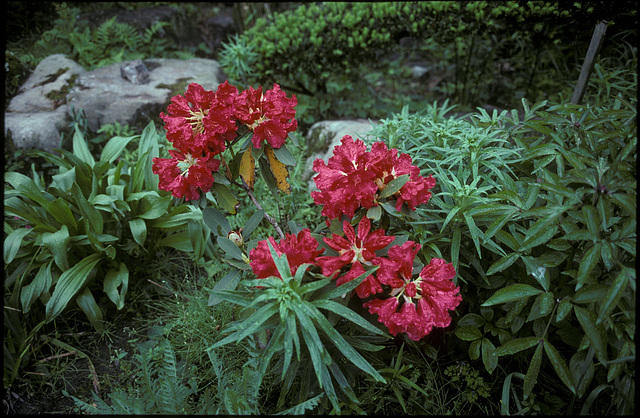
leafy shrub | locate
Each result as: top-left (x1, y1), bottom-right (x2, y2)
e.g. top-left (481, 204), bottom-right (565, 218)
top-left (8, 3), bottom-right (185, 72)
top-left (367, 64), bottom-right (636, 413)
top-left (222, 1), bottom-right (636, 123)
top-left (3, 122), bottom-right (212, 387)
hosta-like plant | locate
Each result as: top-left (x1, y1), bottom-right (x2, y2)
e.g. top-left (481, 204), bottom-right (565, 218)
top-left (3, 121), bottom-right (210, 387)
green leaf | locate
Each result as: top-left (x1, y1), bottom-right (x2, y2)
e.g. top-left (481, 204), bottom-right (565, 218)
top-left (366, 204), bottom-right (382, 221)
top-left (609, 193), bottom-right (636, 218)
top-left (217, 236), bottom-right (245, 261)
top-left (526, 292), bottom-right (555, 322)
top-left (5, 171), bottom-right (52, 207)
top-left (519, 224), bottom-right (558, 252)
top-left (556, 298), bottom-right (572, 322)
top-left (45, 197), bottom-right (78, 231)
top-left (75, 287), bottom-right (103, 330)
top-left (501, 372), bottom-right (525, 415)
top-left (71, 183), bottom-right (103, 235)
top-left (42, 225), bottom-right (70, 271)
top-left (208, 270), bottom-right (243, 306)
top-left (73, 125), bottom-right (95, 168)
top-left (138, 121), bottom-right (160, 191)
top-left (4, 227), bottom-right (32, 264)
top-left (99, 135), bottom-right (137, 164)
top-left (321, 264), bottom-right (379, 300)
top-left (451, 224), bottom-right (461, 270)
top-left (51, 167), bottom-right (76, 193)
top-left (128, 218), bottom-right (147, 246)
top-left (469, 339), bottom-right (482, 360)
top-left (211, 183), bottom-right (239, 214)
top-left (481, 338), bottom-right (498, 374)
top-left (574, 305), bottom-right (608, 363)
top-left (543, 339), bottom-right (576, 394)
top-left (214, 301), bottom-right (280, 348)
top-left (455, 326), bottom-right (483, 341)
top-left (103, 263), bottom-right (129, 310)
top-left (520, 256), bottom-right (550, 291)
top-left (272, 144), bottom-right (297, 166)
top-left (575, 243), bottom-right (601, 291)
top-left (486, 253), bottom-right (520, 276)
top-left (597, 268), bottom-right (631, 325)
top-left (523, 343), bottom-right (543, 399)
top-left (582, 205), bottom-right (601, 241)
top-left (482, 284), bottom-right (543, 306)
top-left (45, 253), bottom-right (103, 322)
top-left (312, 299), bottom-right (388, 337)
top-left (202, 206), bottom-right (232, 236)
top-left (302, 301), bottom-right (385, 383)
top-left (242, 209), bottom-right (265, 239)
top-left (494, 336), bottom-right (541, 356)
top-left (378, 174), bottom-right (410, 199)
top-left (483, 209), bottom-right (517, 242)
top-left (21, 260), bottom-right (53, 313)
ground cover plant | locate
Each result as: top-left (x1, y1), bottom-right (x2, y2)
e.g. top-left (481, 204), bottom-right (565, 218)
top-left (4, 1), bottom-right (636, 415)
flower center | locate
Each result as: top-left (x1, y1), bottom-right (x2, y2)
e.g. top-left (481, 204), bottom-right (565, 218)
top-left (185, 108), bottom-right (209, 135)
top-left (176, 153), bottom-right (198, 177)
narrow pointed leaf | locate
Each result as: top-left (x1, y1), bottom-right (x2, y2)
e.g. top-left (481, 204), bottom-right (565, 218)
top-left (4, 227), bottom-right (32, 264)
top-left (543, 339), bottom-right (576, 394)
top-left (523, 343), bottom-right (543, 399)
top-left (482, 284), bottom-right (542, 306)
top-left (46, 253), bottom-right (103, 322)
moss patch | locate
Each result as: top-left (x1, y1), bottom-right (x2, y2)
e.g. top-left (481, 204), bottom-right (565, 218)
top-left (156, 77), bottom-right (191, 98)
top-left (45, 73), bottom-right (79, 105)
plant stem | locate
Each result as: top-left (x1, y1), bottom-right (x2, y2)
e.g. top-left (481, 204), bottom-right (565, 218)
top-left (241, 180), bottom-right (286, 240)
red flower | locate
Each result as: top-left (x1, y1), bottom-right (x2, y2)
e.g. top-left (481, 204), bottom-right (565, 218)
top-left (311, 137), bottom-right (436, 219)
top-left (236, 83), bottom-right (297, 149)
top-left (363, 250), bottom-right (461, 341)
top-left (311, 136), bottom-right (379, 219)
top-left (368, 141), bottom-right (436, 211)
top-left (160, 82), bottom-right (238, 155)
top-left (152, 149), bottom-right (221, 201)
top-left (249, 229), bottom-right (324, 279)
top-left (315, 216), bottom-right (395, 297)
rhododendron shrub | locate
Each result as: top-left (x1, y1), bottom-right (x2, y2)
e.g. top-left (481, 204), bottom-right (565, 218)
top-left (150, 80), bottom-right (462, 412)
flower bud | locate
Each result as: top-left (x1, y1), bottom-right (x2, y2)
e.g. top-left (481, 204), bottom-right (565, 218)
top-left (228, 231), bottom-right (244, 247)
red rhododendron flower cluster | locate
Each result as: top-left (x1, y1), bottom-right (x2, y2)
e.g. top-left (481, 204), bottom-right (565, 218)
top-left (152, 81), bottom-right (297, 200)
top-left (311, 135), bottom-right (436, 219)
top-left (248, 216), bottom-right (461, 341)
top-left (365, 242), bottom-right (462, 340)
top-left (315, 216), bottom-right (394, 298)
top-left (249, 228), bottom-right (324, 279)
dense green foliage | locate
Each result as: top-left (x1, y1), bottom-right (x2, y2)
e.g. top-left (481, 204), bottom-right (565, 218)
top-left (222, 1), bottom-right (636, 125)
top-left (366, 61), bottom-right (636, 414)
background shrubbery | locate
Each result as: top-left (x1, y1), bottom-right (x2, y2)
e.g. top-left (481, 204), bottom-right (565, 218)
top-left (4, 1), bottom-right (636, 415)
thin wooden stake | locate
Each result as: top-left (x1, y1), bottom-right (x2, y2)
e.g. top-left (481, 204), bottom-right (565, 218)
top-left (571, 21), bottom-right (608, 105)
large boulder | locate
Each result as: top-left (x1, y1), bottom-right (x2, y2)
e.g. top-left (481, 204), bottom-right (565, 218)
top-left (303, 119), bottom-right (378, 192)
top-left (66, 57), bottom-right (223, 133)
top-left (5, 54), bottom-right (224, 153)
top-left (5, 54), bottom-right (86, 152)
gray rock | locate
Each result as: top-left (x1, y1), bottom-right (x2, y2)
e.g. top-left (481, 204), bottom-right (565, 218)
top-left (6, 54), bottom-right (226, 153)
top-left (5, 107), bottom-right (70, 152)
top-left (120, 59), bottom-right (150, 84)
top-left (67, 57), bottom-right (224, 132)
top-left (303, 119), bottom-right (378, 192)
top-left (5, 54), bottom-right (86, 152)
